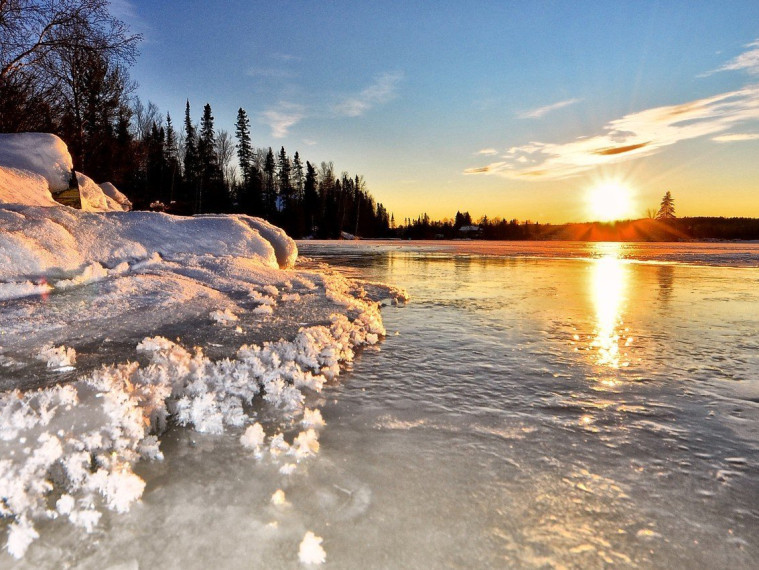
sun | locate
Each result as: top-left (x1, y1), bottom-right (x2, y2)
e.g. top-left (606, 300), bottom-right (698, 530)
top-left (586, 182), bottom-right (634, 222)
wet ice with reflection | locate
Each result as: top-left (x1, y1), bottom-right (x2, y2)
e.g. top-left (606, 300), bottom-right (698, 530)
top-left (299, 240), bottom-right (759, 569)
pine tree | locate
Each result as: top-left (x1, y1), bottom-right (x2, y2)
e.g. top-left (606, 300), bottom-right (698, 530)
top-left (263, 147), bottom-right (276, 216)
top-left (656, 191), bottom-right (675, 220)
top-left (291, 151), bottom-right (304, 199)
top-left (183, 100), bottom-right (200, 209)
top-left (277, 146), bottom-right (292, 200)
top-left (304, 161), bottom-right (319, 234)
top-left (164, 112), bottom-right (179, 204)
top-left (235, 108), bottom-right (253, 185)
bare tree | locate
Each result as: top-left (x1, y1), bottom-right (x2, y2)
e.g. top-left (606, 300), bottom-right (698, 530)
top-left (215, 129), bottom-right (236, 186)
top-left (132, 98), bottom-right (161, 141)
top-left (1, 0), bottom-right (140, 81)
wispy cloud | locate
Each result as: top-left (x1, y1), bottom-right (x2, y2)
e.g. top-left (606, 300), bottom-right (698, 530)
top-left (707, 39), bottom-right (759, 76)
top-left (260, 102), bottom-right (306, 138)
top-left (246, 67), bottom-right (297, 80)
top-left (465, 86), bottom-right (759, 180)
top-left (519, 98), bottom-right (581, 119)
top-left (109, 0), bottom-right (151, 35)
top-left (712, 132), bottom-right (759, 143)
top-left (477, 148), bottom-right (498, 155)
top-left (333, 72), bottom-right (403, 117)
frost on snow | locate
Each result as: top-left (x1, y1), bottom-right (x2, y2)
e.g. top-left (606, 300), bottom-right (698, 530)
top-left (299, 531), bottom-right (326, 565)
top-left (0, 278), bottom-right (388, 557)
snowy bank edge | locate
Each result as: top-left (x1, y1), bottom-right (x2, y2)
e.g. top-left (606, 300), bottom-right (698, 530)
top-left (0, 269), bottom-right (398, 559)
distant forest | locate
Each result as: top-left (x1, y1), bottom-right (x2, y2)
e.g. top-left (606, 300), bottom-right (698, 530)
top-left (400, 211), bottom-right (759, 242)
top-left (0, 0), bottom-right (393, 238)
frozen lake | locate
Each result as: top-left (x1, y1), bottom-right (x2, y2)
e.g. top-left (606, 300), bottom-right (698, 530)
top-left (296, 240), bottom-right (759, 568)
top-left (7, 240), bottom-right (759, 568)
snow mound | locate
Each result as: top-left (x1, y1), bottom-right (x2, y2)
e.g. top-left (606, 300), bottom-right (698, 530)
top-left (77, 172), bottom-right (126, 212)
top-left (0, 206), bottom-right (298, 295)
top-left (0, 133), bottom-right (73, 192)
top-left (99, 182), bottom-right (132, 211)
top-left (0, 166), bottom-right (58, 207)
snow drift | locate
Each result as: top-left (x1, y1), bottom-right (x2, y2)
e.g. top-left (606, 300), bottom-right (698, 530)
top-left (0, 149), bottom-right (404, 559)
top-left (0, 133), bottom-right (129, 212)
top-left (0, 133), bottom-right (73, 193)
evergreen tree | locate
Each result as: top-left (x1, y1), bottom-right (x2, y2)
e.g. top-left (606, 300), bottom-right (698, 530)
top-left (183, 100), bottom-right (200, 211)
top-left (197, 103), bottom-right (227, 213)
top-left (656, 191), bottom-right (676, 220)
top-left (164, 112), bottom-right (180, 204)
top-left (235, 108), bottom-right (253, 185)
top-left (291, 151), bottom-right (304, 199)
top-left (304, 161), bottom-right (319, 235)
top-left (277, 146), bottom-right (292, 200)
top-left (263, 147), bottom-right (276, 216)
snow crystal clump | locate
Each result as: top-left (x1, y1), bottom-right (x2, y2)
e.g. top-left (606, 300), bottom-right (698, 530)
top-left (36, 344), bottom-right (76, 370)
top-left (240, 423), bottom-right (266, 452)
top-left (210, 308), bottom-right (239, 324)
top-left (271, 489), bottom-right (286, 506)
top-left (302, 408), bottom-right (325, 428)
top-left (299, 531), bottom-right (326, 565)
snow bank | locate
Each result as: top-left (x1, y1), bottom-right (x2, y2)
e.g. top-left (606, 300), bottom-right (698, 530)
top-left (99, 182), bottom-right (132, 211)
top-left (77, 172), bottom-right (126, 212)
top-left (0, 197), bottom-right (405, 559)
top-left (0, 133), bottom-right (130, 212)
top-left (0, 206), bottom-right (297, 293)
top-left (0, 166), bottom-right (58, 207)
top-left (0, 133), bottom-right (73, 193)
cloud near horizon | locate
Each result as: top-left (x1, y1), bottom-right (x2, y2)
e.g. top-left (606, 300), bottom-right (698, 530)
top-left (333, 72), bottom-right (403, 117)
top-left (260, 102), bottom-right (306, 138)
top-left (465, 85), bottom-right (759, 180)
top-left (712, 132), bottom-right (759, 142)
top-left (519, 98), bottom-right (581, 119)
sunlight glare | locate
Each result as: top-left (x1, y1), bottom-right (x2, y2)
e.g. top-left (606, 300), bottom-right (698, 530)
top-left (587, 182), bottom-right (633, 222)
top-left (590, 248), bottom-right (629, 368)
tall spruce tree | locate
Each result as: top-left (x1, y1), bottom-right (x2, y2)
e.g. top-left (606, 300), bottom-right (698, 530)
top-left (235, 108), bottom-right (253, 185)
top-left (304, 160), bottom-right (319, 235)
top-left (183, 100), bottom-right (200, 211)
top-left (656, 191), bottom-right (675, 220)
top-left (263, 147), bottom-right (276, 216)
top-left (291, 151), bottom-right (304, 199)
top-left (197, 103), bottom-right (226, 212)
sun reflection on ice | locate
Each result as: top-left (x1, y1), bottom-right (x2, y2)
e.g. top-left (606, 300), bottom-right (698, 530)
top-left (590, 245), bottom-right (631, 369)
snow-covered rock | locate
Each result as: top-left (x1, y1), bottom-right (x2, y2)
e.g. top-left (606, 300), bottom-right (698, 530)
top-left (77, 172), bottom-right (125, 212)
top-left (99, 181), bottom-right (132, 211)
top-left (0, 166), bottom-right (58, 207)
top-left (0, 133), bottom-right (73, 192)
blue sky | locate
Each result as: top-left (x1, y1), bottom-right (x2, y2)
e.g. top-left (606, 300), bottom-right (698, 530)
top-left (120, 1), bottom-right (759, 222)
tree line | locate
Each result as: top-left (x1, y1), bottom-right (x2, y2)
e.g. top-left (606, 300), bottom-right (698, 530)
top-left (0, 0), bottom-right (392, 238)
